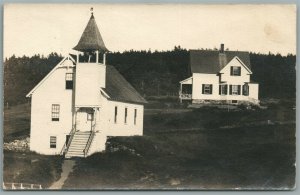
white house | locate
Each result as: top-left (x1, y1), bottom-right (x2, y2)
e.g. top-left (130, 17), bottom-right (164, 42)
top-left (26, 12), bottom-right (147, 158)
top-left (179, 44), bottom-right (259, 105)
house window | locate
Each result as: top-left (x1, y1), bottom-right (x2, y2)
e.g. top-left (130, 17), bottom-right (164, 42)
top-left (87, 113), bottom-right (94, 121)
top-left (219, 84), bottom-right (228, 95)
top-left (51, 104), bottom-right (60, 121)
top-left (65, 73), bottom-right (73, 90)
top-left (230, 66), bottom-right (241, 76)
top-left (114, 106), bottom-right (118, 123)
top-left (229, 85), bottom-right (241, 95)
top-left (202, 84), bottom-right (213, 94)
top-left (232, 100), bottom-right (238, 104)
top-left (242, 84), bottom-right (249, 96)
top-left (134, 109), bottom-right (137, 125)
top-left (50, 136), bottom-right (57, 148)
top-left (124, 108), bottom-right (128, 124)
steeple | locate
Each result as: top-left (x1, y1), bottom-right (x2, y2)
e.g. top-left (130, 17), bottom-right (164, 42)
top-left (73, 9), bottom-right (108, 53)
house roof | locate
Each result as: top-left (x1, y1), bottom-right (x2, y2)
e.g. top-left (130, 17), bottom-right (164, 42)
top-left (102, 65), bottom-right (147, 104)
top-left (189, 50), bottom-right (251, 74)
top-left (73, 14), bottom-right (108, 52)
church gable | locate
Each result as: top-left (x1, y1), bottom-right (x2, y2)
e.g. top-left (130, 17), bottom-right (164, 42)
top-left (26, 56), bottom-right (75, 97)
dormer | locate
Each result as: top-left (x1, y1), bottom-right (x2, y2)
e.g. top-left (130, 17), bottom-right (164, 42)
top-left (219, 56), bottom-right (252, 83)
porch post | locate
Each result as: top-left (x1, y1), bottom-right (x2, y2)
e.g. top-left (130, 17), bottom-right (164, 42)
top-left (96, 50), bottom-right (99, 63)
top-left (93, 107), bottom-right (96, 132)
top-left (73, 107), bottom-right (79, 132)
top-left (103, 53), bottom-right (106, 65)
top-left (180, 83), bottom-right (182, 103)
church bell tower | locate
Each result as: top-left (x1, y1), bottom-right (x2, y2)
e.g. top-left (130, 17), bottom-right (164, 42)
top-left (73, 8), bottom-right (108, 107)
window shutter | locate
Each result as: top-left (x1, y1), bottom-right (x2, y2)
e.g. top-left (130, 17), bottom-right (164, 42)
top-left (225, 84), bottom-right (228, 95)
top-left (230, 67), bottom-right (233, 75)
top-left (210, 85), bottom-right (213, 94)
top-left (238, 67), bottom-right (241, 76)
top-left (229, 85), bottom-right (232, 95)
top-left (238, 85), bottom-right (241, 95)
top-left (219, 85), bottom-right (221, 95)
top-left (202, 84), bottom-right (204, 94)
top-left (247, 85), bottom-right (249, 96)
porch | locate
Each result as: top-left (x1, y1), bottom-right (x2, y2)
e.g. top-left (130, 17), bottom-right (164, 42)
top-left (179, 77), bottom-right (193, 103)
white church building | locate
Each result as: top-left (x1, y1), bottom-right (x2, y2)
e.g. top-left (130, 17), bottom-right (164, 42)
top-left (26, 12), bottom-right (147, 158)
top-left (179, 44), bottom-right (259, 105)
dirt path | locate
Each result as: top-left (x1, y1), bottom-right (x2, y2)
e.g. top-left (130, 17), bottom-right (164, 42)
top-left (49, 159), bottom-right (76, 189)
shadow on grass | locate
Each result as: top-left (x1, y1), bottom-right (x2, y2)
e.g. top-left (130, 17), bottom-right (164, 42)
top-left (63, 123), bottom-right (295, 190)
top-left (3, 151), bottom-right (64, 189)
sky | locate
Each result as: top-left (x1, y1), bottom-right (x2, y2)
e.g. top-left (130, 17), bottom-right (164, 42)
top-left (4, 4), bottom-right (296, 58)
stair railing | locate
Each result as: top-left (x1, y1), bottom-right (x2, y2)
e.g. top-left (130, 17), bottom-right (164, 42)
top-left (83, 109), bottom-right (98, 157)
top-left (59, 143), bottom-right (66, 156)
top-left (83, 130), bottom-right (96, 157)
top-left (61, 124), bottom-right (76, 156)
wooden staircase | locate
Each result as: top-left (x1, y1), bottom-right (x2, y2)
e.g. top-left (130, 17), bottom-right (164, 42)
top-left (65, 131), bottom-right (93, 158)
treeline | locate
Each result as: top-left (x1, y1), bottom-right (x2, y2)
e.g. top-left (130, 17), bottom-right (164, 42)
top-left (3, 47), bottom-right (296, 106)
top-left (4, 53), bottom-right (63, 106)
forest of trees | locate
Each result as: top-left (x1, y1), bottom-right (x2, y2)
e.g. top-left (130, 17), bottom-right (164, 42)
top-left (3, 47), bottom-right (296, 106)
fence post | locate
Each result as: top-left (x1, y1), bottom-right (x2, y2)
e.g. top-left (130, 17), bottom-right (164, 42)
top-left (12, 183), bottom-right (15, 189)
top-left (3, 183), bottom-right (6, 190)
top-left (20, 183), bottom-right (24, 189)
top-left (39, 185), bottom-right (42, 189)
top-left (31, 184), bottom-right (33, 189)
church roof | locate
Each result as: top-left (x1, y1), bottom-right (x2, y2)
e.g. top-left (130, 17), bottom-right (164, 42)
top-left (102, 65), bottom-right (147, 104)
top-left (68, 54), bottom-right (146, 104)
top-left (73, 14), bottom-right (108, 52)
top-left (189, 50), bottom-right (251, 74)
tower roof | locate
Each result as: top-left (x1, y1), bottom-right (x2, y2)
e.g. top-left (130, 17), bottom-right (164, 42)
top-left (73, 14), bottom-right (108, 52)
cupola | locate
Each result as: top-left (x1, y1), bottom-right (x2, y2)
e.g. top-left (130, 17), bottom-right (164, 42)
top-left (73, 8), bottom-right (108, 64)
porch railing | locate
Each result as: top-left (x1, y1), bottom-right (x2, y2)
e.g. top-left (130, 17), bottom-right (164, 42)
top-left (179, 93), bottom-right (192, 99)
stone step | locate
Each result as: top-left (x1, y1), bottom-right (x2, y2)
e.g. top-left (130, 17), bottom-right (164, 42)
top-left (66, 154), bottom-right (84, 158)
top-left (70, 144), bottom-right (87, 147)
top-left (71, 139), bottom-right (89, 142)
top-left (70, 142), bottom-right (86, 145)
top-left (74, 132), bottom-right (91, 136)
top-left (73, 135), bottom-right (90, 138)
top-left (65, 154), bottom-right (85, 158)
top-left (69, 147), bottom-right (85, 151)
top-left (74, 134), bottom-right (90, 137)
top-left (66, 151), bottom-right (84, 155)
top-left (74, 132), bottom-right (91, 135)
top-left (72, 137), bottom-right (90, 139)
top-left (69, 145), bottom-right (86, 149)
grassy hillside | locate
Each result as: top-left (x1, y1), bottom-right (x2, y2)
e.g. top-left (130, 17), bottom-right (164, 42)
top-left (3, 99), bottom-right (296, 189)
top-left (62, 99), bottom-right (295, 189)
top-left (3, 103), bottom-right (31, 142)
top-left (3, 151), bottom-right (63, 188)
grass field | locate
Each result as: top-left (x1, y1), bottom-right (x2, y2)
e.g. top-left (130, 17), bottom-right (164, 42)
top-left (63, 99), bottom-right (296, 190)
top-left (3, 151), bottom-right (63, 188)
top-left (3, 99), bottom-right (296, 190)
top-left (3, 103), bottom-right (30, 142)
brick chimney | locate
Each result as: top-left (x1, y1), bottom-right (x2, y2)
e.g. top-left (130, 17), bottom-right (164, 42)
top-left (219, 43), bottom-right (227, 69)
top-left (220, 43), bottom-right (225, 53)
